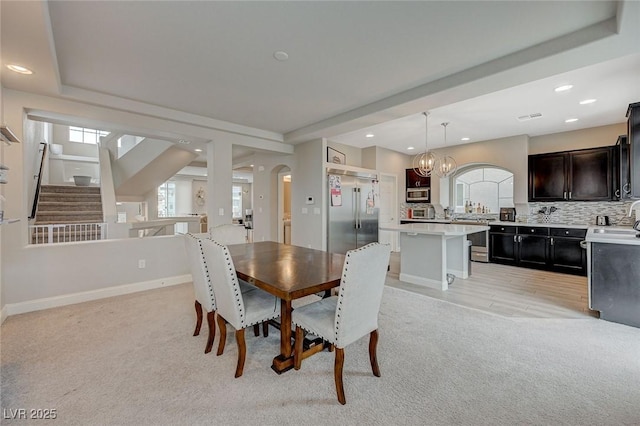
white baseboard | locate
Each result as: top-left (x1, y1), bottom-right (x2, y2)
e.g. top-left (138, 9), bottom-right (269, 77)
top-left (1, 305), bottom-right (7, 325)
top-left (399, 272), bottom-right (448, 291)
top-left (3, 274), bottom-right (191, 318)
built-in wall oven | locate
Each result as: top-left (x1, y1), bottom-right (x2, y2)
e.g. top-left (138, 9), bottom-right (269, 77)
top-left (455, 220), bottom-right (489, 262)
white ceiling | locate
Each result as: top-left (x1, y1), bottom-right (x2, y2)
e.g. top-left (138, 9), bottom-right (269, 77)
top-left (1, 1), bottom-right (639, 156)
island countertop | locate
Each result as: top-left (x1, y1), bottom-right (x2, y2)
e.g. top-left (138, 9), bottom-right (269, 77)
top-left (380, 222), bottom-right (489, 236)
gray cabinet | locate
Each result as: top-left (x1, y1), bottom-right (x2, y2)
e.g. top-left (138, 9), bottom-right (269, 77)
top-left (591, 242), bottom-right (640, 328)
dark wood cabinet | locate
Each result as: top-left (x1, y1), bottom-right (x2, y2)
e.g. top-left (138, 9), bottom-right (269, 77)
top-left (628, 102), bottom-right (640, 199)
top-left (528, 153), bottom-right (567, 201)
top-left (614, 135), bottom-right (631, 199)
top-left (569, 147), bottom-right (613, 200)
top-left (515, 226), bottom-right (549, 269)
top-left (549, 228), bottom-right (587, 275)
top-left (489, 229), bottom-right (518, 264)
top-left (405, 168), bottom-right (430, 189)
top-left (490, 225), bottom-right (586, 276)
top-left (528, 146), bottom-right (614, 202)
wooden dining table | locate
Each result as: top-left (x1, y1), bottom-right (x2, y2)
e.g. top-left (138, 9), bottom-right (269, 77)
top-left (227, 241), bottom-right (345, 374)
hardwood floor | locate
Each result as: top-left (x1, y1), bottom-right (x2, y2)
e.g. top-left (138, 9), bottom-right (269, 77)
top-left (386, 252), bottom-right (597, 319)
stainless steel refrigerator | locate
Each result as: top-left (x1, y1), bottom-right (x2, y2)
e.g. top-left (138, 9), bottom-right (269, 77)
top-left (327, 169), bottom-right (379, 255)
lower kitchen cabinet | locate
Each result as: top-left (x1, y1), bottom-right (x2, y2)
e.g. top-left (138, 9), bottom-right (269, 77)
top-left (489, 225), bottom-right (586, 276)
top-left (549, 228), bottom-right (587, 275)
top-left (517, 227), bottom-right (549, 269)
top-left (489, 225), bottom-right (517, 264)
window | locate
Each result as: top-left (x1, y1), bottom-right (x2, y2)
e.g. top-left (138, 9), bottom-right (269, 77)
top-left (69, 126), bottom-right (109, 144)
top-left (232, 185), bottom-right (243, 219)
top-left (158, 181), bottom-right (176, 217)
top-left (452, 166), bottom-right (513, 213)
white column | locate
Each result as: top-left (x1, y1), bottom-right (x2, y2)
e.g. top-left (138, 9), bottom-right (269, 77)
top-left (206, 141), bottom-right (233, 228)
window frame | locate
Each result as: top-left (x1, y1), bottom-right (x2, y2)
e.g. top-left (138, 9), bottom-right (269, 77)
top-left (449, 164), bottom-right (514, 213)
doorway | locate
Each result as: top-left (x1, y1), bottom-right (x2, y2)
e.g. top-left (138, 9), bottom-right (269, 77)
top-left (278, 169), bottom-right (292, 244)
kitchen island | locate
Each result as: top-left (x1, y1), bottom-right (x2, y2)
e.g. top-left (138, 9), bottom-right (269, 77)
top-left (380, 222), bottom-right (489, 291)
top-left (586, 226), bottom-right (640, 328)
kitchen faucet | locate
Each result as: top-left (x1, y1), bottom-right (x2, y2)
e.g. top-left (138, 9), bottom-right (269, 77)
top-left (628, 199), bottom-right (640, 217)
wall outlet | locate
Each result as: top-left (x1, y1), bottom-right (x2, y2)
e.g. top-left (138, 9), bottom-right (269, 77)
top-left (218, 208), bottom-right (224, 216)
top-left (138, 259), bottom-right (146, 269)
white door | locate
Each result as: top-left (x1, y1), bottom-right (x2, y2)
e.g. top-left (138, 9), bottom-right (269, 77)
top-left (378, 173), bottom-right (398, 251)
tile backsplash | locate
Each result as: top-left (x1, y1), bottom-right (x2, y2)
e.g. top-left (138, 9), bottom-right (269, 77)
top-left (525, 201), bottom-right (637, 227)
top-left (402, 200), bottom-right (638, 227)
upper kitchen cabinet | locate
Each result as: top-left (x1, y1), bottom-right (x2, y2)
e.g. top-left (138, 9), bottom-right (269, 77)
top-left (528, 146), bottom-right (614, 202)
top-left (615, 135), bottom-right (631, 200)
top-left (528, 152), bottom-right (567, 201)
top-left (406, 168), bottom-right (430, 189)
top-left (628, 102), bottom-right (640, 199)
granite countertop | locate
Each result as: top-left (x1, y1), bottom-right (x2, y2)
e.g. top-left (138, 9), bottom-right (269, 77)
top-left (586, 226), bottom-right (640, 246)
top-left (380, 222), bottom-right (489, 236)
top-left (488, 221), bottom-right (590, 229)
top-left (401, 218), bottom-right (591, 229)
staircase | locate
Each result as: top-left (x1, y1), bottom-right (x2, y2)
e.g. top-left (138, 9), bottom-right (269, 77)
top-left (32, 185), bottom-right (105, 243)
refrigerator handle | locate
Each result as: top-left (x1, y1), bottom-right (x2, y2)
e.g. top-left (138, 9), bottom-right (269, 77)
top-left (355, 187), bottom-right (361, 229)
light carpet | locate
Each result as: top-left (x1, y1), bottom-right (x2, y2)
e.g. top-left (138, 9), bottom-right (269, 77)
top-left (1, 283), bottom-right (639, 425)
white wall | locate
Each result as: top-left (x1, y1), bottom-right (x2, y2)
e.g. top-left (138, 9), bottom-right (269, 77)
top-left (431, 135), bottom-right (530, 206)
top-left (529, 123), bottom-right (625, 154)
top-left (174, 178), bottom-right (193, 216)
top-left (327, 140), bottom-right (362, 167)
top-left (291, 139), bottom-right (326, 250)
top-left (51, 123), bottom-right (99, 157)
top-left (3, 236), bottom-right (188, 305)
top-left (0, 89), bottom-right (289, 316)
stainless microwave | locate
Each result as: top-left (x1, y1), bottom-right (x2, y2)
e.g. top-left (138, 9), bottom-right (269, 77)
top-left (411, 206), bottom-right (435, 219)
top-left (407, 188), bottom-right (430, 203)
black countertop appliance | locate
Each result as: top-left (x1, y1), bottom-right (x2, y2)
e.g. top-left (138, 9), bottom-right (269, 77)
top-left (499, 207), bottom-right (516, 222)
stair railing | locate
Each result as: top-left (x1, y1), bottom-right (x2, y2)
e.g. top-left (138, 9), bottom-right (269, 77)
top-left (29, 142), bottom-right (47, 220)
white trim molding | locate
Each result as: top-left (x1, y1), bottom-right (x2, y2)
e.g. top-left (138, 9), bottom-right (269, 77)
top-left (3, 275), bottom-right (191, 318)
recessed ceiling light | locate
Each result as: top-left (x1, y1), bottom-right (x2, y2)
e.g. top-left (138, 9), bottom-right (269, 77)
top-left (7, 64), bottom-right (33, 75)
top-left (407, 146), bottom-right (415, 150)
top-left (579, 99), bottom-right (597, 105)
top-left (565, 118), bottom-right (579, 123)
top-left (461, 137), bottom-right (470, 141)
top-left (365, 133), bottom-right (375, 138)
top-left (273, 51), bottom-right (289, 61)
top-left (194, 148), bottom-right (202, 152)
top-left (250, 164), bottom-right (254, 167)
top-left (554, 84), bottom-right (573, 92)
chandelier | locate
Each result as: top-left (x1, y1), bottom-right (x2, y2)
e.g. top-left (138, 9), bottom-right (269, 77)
top-left (412, 112), bottom-right (438, 177)
top-left (434, 122), bottom-right (457, 178)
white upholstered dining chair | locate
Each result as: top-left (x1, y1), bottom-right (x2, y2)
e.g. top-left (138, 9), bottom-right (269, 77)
top-left (200, 238), bottom-right (280, 378)
top-left (292, 242), bottom-right (391, 404)
top-left (183, 233), bottom-right (262, 354)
